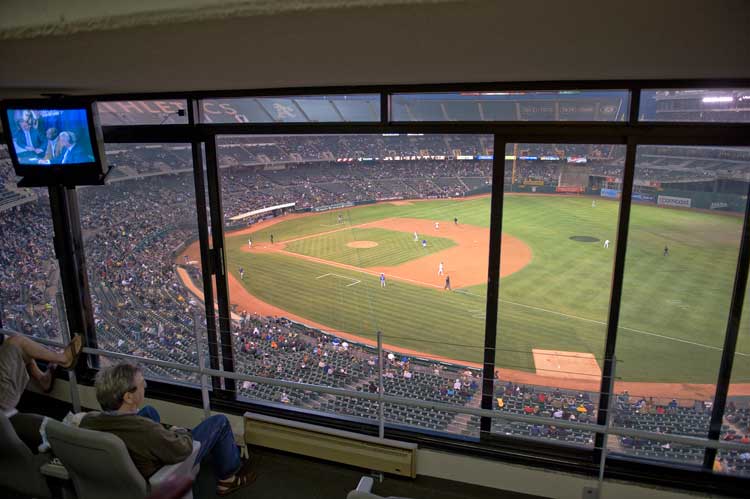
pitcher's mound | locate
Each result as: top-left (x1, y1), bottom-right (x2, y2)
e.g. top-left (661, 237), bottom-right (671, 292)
top-left (532, 349), bottom-right (601, 381)
top-left (347, 241), bottom-right (378, 248)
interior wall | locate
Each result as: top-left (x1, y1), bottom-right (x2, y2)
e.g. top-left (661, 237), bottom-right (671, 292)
top-left (1, 0), bottom-right (749, 98)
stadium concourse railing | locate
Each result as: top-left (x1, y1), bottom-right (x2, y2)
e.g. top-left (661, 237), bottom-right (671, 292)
top-left (4, 326), bottom-right (750, 480)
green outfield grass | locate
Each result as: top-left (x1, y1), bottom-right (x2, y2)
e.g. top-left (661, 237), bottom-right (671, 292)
top-left (225, 196), bottom-right (749, 384)
top-left (284, 227), bottom-right (456, 267)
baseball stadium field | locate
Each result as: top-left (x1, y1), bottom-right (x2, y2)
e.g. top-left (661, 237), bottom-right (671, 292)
top-left (183, 194), bottom-right (750, 389)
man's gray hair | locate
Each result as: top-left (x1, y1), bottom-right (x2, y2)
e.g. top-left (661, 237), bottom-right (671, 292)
top-left (95, 362), bottom-right (142, 411)
top-left (59, 131), bottom-right (76, 145)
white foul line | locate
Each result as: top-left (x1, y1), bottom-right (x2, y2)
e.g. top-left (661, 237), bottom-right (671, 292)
top-left (316, 273), bottom-right (360, 287)
top-left (453, 289), bottom-right (748, 357)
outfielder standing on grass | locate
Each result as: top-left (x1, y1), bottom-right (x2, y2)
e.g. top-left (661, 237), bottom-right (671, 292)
top-left (380, 273), bottom-right (386, 288)
top-left (270, 234), bottom-right (274, 244)
top-left (239, 267), bottom-right (245, 280)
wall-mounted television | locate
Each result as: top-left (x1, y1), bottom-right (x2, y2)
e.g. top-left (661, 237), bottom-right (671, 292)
top-left (0, 99), bottom-right (108, 186)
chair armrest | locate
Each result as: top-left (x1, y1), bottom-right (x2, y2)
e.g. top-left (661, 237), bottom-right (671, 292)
top-left (149, 441), bottom-right (201, 487)
top-left (356, 476), bottom-right (374, 493)
top-left (346, 476), bottom-right (379, 499)
top-left (347, 476), bottom-right (417, 499)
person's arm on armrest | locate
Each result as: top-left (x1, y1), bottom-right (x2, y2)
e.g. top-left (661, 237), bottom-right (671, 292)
top-left (148, 422), bottom-right (193, 464)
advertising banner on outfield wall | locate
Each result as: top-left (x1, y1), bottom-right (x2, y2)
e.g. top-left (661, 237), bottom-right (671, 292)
top-left (600, 188), bottom-right (620, 199)
top-left (632, 192), bottom-right (656, 202)
top-left (313, 201), bottom-right (354, 212)
top-left (657, 195), bottom-right (692, 208)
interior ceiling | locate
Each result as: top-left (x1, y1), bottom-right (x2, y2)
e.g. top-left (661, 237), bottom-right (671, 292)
top-left (0, 0), bottom-right (749, 100)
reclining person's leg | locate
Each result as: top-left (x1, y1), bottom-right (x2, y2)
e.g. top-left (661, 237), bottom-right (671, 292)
top-left (0, 341), bottom-right (30, 412)
top-left (6, 335), bottom-right (81, 369)
top-left (190, 414), bottom-right (241, 479)
top-left (26, 358), bottom-right (56, 393)
top-left (192, 415), bottom-right (256, 495)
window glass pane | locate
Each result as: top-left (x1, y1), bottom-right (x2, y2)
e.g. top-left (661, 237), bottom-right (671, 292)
top-left (613, 146), bottom-right (750, 467)
top-left (391, 91), bottom-right (630, 122)
top-left (218, 134), bottom-right (492, 437)
top-left (639, 89), bottom-right (750, 123)
top-left (96, 100), bottom-right (188, 125)
top-left (200, 95), bottom-right (380, 123)
top-left (78, 143), bottom-right (203, 384)
top-left (105, 144), bottom-right (192, 180)
top-left (0, 144), bottom-right (63, 342)
top-left (493, 143), bottom-right (626, 447)
top-left (721, 272), bottom-right (750, 477)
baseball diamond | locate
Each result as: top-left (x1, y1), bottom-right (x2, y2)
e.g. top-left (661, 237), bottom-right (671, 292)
top-left (178, 194), bottom-right (750, 393)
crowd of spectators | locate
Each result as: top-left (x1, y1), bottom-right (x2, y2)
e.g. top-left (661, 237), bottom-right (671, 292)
top-left (613, 391), bottom-right (750, 474)
top-left (0, 201), bottom-right (60, 339)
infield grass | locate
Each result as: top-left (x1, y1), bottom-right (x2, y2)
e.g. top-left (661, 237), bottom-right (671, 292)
top-left (226, 196), bottom-right (749, 384)
top-left (284, 227), bottom-right (456, 267)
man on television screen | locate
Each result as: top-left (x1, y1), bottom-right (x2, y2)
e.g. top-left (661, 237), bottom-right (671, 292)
top-left (42, 127), bottom-right (63, 161)
top-left (12, 119), bottom-right (44, 160)
top-left (52, 131), bottom-right (89, 164)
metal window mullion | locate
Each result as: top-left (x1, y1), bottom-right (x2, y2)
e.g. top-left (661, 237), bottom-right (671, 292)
top-left (204, 136), bottom-right (236, 393)
top-left (189, 100), bottom-right (222, 389)
top-left (593, 88), bottom-right (640, 459)
top-left (702, 182), bottom-right (750, 469)
top-left (592, 137), bottom-right (636, 458)
top-left (49, 186), bottom-right (97, 371)
top-left (479, 136), bottom-right (506, 436)
top-left (380, 93), bottom-right (389, 124)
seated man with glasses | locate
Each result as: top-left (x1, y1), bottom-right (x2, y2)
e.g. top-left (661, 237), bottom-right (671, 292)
top-left (80, 362), bottom-right (255, 496)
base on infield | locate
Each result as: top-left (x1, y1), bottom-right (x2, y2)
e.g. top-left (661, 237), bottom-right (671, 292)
top-left (532, 349), bottom-right (601, 381)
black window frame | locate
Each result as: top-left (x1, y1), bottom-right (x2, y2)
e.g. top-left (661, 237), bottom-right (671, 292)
top-left (8, 78), bottom-right (748, 497)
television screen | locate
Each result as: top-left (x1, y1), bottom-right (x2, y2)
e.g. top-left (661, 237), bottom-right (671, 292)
top-left (1, 99), bottom-right (107, 186)
top-left (6, 108), bottom-right (95, 166)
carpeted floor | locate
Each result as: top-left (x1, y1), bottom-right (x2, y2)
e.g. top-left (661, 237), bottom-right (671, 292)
top-left (192, 445), bottom-right (546, 499)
